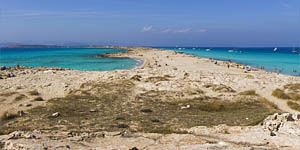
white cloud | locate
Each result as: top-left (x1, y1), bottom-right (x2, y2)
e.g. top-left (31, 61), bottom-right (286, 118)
top-left (161, 28), bottom-right (173, 33)
top-left (141, 26), bottom-right (207, 33)
top-left (141, 26), bottom-right (154, 32)
top-left (280, 2), bottom-right (292, 9)
top-left (174, 28), bottom-right (192, 33)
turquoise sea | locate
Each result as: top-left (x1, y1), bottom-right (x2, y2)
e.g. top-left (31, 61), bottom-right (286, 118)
top-left (0, 47), bottom-right (299, 76)
top-left (0, 48), bottom-right (138, 71)
top-left (159, 47), bottom-right (300, 76)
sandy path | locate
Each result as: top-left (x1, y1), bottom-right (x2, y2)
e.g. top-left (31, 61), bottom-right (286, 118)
top-left (257, 89), bottom-right (298, 113)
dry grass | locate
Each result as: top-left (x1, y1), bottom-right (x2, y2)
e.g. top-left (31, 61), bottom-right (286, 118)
top-left (288, 93), bottom-right (300, 101)
top-left (0, 80), bottom-right (279, 135)
top-left (204, 84), bottom-right (236, 93)
top-left (0, 92), bottom-right (18, 97)
top-left (272, 89), bottom-right (290, 99)
top-left (239, 90), bottom-right (257, 96)
top-left (28, 90), bottom-right (40, 96)
top-left (284, 83), bottom-right (300, 91)
top-left (16, 86), bottom-right (23, 90)
top-left (287, 101), bottom-right (300, 112)
top-left (14, 94), bottom-right (27, 101)
top-left (145, 76), bottom-right (170, 83)
top-left (272, 87), bottom-right (300, 101)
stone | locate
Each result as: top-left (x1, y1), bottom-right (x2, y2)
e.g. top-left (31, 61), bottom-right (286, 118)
top-left (0, 66), bottom-right (6, 71)
top-left (66, 145), bottom-right (70, 149)
top-left (52, 112), bottom-right (60, 117)
top-left (270, 131), bottom-right (276, 136)
top-left (89, 109), bottom-right (97, 112)
top-left (129, 147), bottom-right (139, 150)
top-left (25, 104), bottom-right (32, 107)
top-left (287, 114), bottom-right (295, 121)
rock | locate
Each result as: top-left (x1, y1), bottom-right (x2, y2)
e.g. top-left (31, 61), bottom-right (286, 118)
top-left (262, 113), bottom-right (300, 136)
top-left (25, 104), bottom-right (32, 107)
top-left (89, 109), bottom-right (97, 112)
top-left (24, 134), bottom-right (38, 139)
top-left (117, 124), bottom-right (129, 129)
top-left (8, 131), bottom-right (23, 140)
top-left (140, 109), bottom-right (153, 113)
top-left (129, 147), bottom-right (139, 150)
top-left (181, 105), bottom-right (190, 109)
top-left (52, 112), bottom-right (60, 117)
top-left (0, 66), bottom-right (6, 71)
top-left (66, 145), bottom-right (70, 149)
top-left (130, 75), bottom-right (142, 81)
top-left (44, 83), bottom-right (52, 87)
top-left (270, 131), bottom-right (276, 136)
top-left (287, 114), bottom-right (295, 121)
top-left (99, 132), bottom-right (105, 138)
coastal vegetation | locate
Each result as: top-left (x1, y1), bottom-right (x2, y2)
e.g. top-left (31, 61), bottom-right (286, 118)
top-left (0, 80), bottom-right (279, 135)
top-left (239, 90), bottom-right (257, 96)
top-left (14, 94), bottom-right (27, 101)
top-left (287, 101), bottom-right (300, 112)
top-left (0, 91), bottom-right (18, 97)
top-left (272, 84), bottom-right (300, 101)
top-left (28, 90), bottom-right (40, 96)
top-left (272, 89), bottom-right (290, 99)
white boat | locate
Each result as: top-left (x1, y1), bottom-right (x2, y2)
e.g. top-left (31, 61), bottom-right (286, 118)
top-left (228, 49), bottom-right (234, 52)
top-left (273, 47), bottom-right (278, 51)
top-left (292, 46), bottom-right (297, 53)
top-left (206, 49), bottom-right (211, 51)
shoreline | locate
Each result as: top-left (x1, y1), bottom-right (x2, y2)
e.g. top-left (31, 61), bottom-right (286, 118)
top-left (1, 47), bottom-right (300, 149)
top-left (1, 46), bottom-right (298, 77)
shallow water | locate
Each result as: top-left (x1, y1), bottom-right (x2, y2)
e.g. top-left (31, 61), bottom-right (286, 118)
top-left (0, 48), bottom-right (138, 71)
top-left (159, 47), bottom-right (300, 76)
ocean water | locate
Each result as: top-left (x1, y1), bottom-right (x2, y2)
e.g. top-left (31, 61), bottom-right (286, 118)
top-left (159, 47), bottom-right (300, 76)
top-left (0, 48), bottom-right (138, 71)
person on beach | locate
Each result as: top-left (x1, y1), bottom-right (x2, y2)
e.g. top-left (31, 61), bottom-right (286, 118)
top-left (273, 68), bottom-right (277, 73)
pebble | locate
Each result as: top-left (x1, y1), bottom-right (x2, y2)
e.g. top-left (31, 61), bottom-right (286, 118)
top-left (25, 104), bottom-right (32, 107)
top-left (52, 112), bottom-right (60, 117)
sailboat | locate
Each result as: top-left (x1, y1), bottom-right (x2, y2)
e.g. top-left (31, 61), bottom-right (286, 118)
top-left (292, 46), bottom-right (297, 53)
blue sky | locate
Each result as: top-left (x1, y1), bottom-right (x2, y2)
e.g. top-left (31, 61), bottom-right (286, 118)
top-left (0, 0), bottom-right (299, 46)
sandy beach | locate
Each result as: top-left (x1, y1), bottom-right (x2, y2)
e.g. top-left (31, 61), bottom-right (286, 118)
top-left (1, 47), bottom-right (300, 150)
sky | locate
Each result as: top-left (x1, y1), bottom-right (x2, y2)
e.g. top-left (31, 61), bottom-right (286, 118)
top-left (0, 0), bottom-right (300, 47)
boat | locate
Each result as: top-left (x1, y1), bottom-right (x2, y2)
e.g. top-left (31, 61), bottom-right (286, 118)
top-left (206, 49), bottom-right (211, 51)
top-left (292, 46), bottom-right (297, 53)
top-left (228, 49), bottom-right (234, 53)
top-left (273, 47), bottom-right (278, 51)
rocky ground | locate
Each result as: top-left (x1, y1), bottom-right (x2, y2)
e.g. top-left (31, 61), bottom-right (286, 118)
top-left (0, 47), bottom-right (300, 149)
